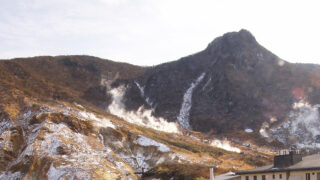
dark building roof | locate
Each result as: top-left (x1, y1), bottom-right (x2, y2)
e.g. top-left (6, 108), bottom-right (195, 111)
top-left (237, 154), bottom-right (320, 175)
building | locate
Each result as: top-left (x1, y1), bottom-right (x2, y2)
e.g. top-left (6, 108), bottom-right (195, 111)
top-left (237, 151), bottom-right (320, 180)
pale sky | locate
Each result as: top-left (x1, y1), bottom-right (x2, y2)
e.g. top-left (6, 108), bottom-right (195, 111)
top-left (1, 0), bottom-right (319, 66)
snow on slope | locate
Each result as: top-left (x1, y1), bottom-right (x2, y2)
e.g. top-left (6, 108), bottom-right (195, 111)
top-left (0, 99), bottom-right (267, 179)
top-left (269, 100), bottom-right (320, 148)
top-left (0, 103), bottom-right (160, 179)
top-left (1, 116), bottom-right (130, 178)
top-left (245, 128), bottom-right (253, 133)
top-left (108, 86), bottom-right (180, 134)
top-left (135, 81), bottom-right (154, 109)
top-left (134, 135), bottom-right (170, 152)
top-left (0, 171), bottom-right (22, 180)
top-left (78, 111), bottom-right (116, 129)
top-left (177, 73), bottom-right (206, 129)
top-left (47, 164), bottom-right (69, 180)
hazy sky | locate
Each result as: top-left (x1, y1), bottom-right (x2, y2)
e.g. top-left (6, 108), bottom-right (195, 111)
top-left (1, 0), bottom-right (319, 66)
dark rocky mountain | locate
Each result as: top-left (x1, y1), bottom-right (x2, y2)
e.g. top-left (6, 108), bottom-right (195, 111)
top-left (121, 29), bottom-right (320, 144)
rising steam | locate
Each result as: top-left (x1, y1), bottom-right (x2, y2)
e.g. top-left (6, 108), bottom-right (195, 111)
top-left (107, 86), bottom-right (181, 134)
top-left (211, 139), bottom-right (241, 153)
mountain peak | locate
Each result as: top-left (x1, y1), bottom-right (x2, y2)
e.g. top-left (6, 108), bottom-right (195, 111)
top-left (224, 28), bottom-right (254, 37)
top-left (236, 29), bottom-right (255, 39)
top-left (206, 29), bottom-right (259, 55)
top-left (221, 29), bottom-right (257, 44)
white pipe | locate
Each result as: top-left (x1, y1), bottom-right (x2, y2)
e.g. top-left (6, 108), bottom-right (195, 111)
top-left (210, 168), bottom-right (214, 180)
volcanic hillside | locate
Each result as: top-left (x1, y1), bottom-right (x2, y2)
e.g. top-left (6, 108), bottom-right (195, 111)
top-left (1, 29), bottom-right (320, 179)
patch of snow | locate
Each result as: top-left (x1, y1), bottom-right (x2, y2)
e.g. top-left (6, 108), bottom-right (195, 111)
top-left (270, 100), bottom-right (320, 148)
top-left (245, 128), bottom-right (253, 133)
top-left (78, 111), bottom-right (99, 121)
top-left (0, 120), bottom-right (12, 135)
top-left (135, 81), bottom-right (154, 109)
top-left (155, 156), bottom-right (166, 165)
top-left (41, 134), bottom-right (62, 155)
top-left (74, 102), bottom-right (84, 109)
top-left (47, 163), bottom-right (65, 180)
top-left (0, 171), bottom-right (22, 180)
top-left (108, 86), bottom-right (180, 134)
top-left (39, 121), bottom-right (128, 175)
top-left (177, 73), bottom-right (206, 129)
top-left (134, 135), bottom-right (170, 152)
top-left (211, 139), bottom-right (241, 153)
top-left (270, 116), bottom-right (278, 123)
top-left (119, 152), bottom-right (151, 171)
top-left (37, 104), bottom-right (116, 130)
top-left (23, 110), bottom-right (32, 119)
top-left (202, 77), bottom-right (211, 91)
top-left (99, 134), bottom-right (104, 144)
top-left (8, 120), bottom-right (47, 167)
top-left (0, 131), bottom-right (10, 149)
top-left (189, 134), bottom-right (201, 141)
top-left (78, 111), bottom-right (116, 129)
top-left (171, 153), bottom-right (193, 164)
top-left (135, 81), bottom-right (145, 95)
top-left (135, 152), bottom-right (151, 169)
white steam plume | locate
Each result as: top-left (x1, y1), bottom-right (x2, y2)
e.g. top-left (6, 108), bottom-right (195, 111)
top-left (107, 86), bottom-right (180, 134)
top-left (211, 139), bottom-right (241, 153)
